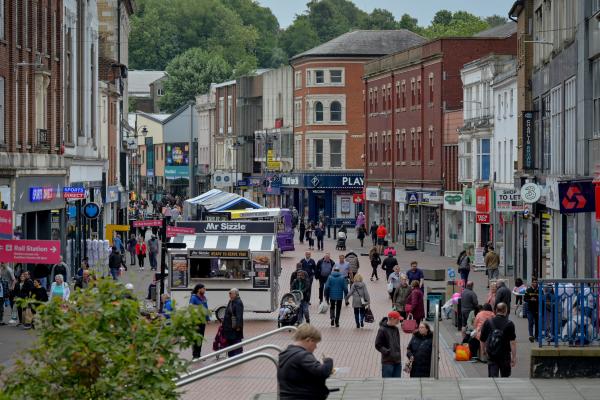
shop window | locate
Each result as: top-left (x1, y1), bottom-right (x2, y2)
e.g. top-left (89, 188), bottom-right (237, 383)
top-left (424, 207), bottom-right (440, 245)
top-left (330, 101), bottom-right (342, 121)
top-left (314, 101), bottom-right (323, 122)
top-left (190, 258), bottom-right (251, 280)
top-left (315, 139), bottom-right (323, 167)
top-left (330, 139), bottom-right (342, 168)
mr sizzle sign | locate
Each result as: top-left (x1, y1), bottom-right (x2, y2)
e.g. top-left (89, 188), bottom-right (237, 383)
top-left (178, 221), bottom-right (275, 234)
top-left (189, 250), bottom-right (249, 258)
top-left (559, 180), bottom-right (596, 214)
top-left (523, 111), bottom-right (535, 170)
top-left (495, 189), bottom-right (524, 212)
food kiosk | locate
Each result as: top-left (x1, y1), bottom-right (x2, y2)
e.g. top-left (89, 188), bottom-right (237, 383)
top-left (167, 220), bottom-right (281, 315)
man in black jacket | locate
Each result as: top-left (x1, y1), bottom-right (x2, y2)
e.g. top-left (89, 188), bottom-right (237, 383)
top-left (315, 253), bottom-right (335, 303)
top-left (495, 280), bottom-right (512, 315)
top-left (278, 324), bottom-right (333, 400)
top-left (108, 247), bottom-right (122, 281)
top-left (301, 251), bottom-right (317, 303)
top-left (375, 311), bottom-right (403, 378)
top-left (461, 281), bottom-right (479, 328)
top-left (480, 303), bottom-right (517, 377)
top-left (291, 271), bottom-right (311, 324)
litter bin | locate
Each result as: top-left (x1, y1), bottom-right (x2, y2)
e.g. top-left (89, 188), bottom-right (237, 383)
top-left (426, 292), bottom-right (444, 321)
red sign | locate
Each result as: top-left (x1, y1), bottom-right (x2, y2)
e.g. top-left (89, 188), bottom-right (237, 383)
top-left (166, 226), bottom-right (196, 238)
top-left (558, 181), bottom-right (596, 214)
top-left (0, 210), bottom-right (13, 239)
top-left (132, 219), bottom-right (163, 228)
top-left (0, 239), bottom-right (61, 264)
top-left (476, 188), bottom-right (490, 213)
top-left (353, 193), bottom-right (364, 204)
top-left (595, 184), bottom-right (600, 221)
top-left (476, 213), bottom-right (490, 224)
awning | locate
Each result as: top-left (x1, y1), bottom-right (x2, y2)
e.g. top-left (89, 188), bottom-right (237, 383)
top-left (184, 189), bottom-right (261, 212)
top-left (172, 234), bottom-right (275, 252)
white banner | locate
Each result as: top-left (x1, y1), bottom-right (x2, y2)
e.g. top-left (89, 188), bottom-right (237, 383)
top-left (495, 189), bottom-right (524, 212)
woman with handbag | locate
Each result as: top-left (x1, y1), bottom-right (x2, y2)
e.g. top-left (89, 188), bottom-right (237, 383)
top-left (406, 322), bottom-right (433, 377)
top-left (406, 280), bottom-right (425, 324)
top-left (368, 247), bottom-right (381, 281)
top-left (223, 288), bottom-right (244, 357)
top-left (392, 275), bottom-right (411, 319)
top-left (345, 273), bottom-right (370, 328)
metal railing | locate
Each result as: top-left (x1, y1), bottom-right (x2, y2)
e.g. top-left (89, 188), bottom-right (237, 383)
top-left (190, 325), bottom-right (297, 363)
top-left (176, 344), bottom-right (282, 387)
top-left (538, 279), bottom-right (600, 347)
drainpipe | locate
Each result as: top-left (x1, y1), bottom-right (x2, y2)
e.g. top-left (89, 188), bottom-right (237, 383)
top-left (391, 72), bottom-right (396, 242)
top-left (420, 65), bottom-right (426, 252)
top-left (364, 78), bottom-right (369, 226)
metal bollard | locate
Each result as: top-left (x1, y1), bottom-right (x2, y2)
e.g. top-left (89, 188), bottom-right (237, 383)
top-left (333, 225), bottom-right (337, 238)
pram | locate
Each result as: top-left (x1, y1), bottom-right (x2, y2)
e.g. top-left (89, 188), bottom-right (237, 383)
top-left (336, 230), bottom-right (347, 251)
top-left (278, 291), bottom-right (303, 327)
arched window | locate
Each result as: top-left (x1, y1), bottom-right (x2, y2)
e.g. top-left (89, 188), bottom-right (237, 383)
top-left (330, 101), bottom-right (342, 121)
top-left (314, 101), bottom-right (323, 122)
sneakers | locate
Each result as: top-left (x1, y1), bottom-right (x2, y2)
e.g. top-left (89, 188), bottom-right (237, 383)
top-left (529, 336), bottom-right (535, 343)
top-left (335, 323), bottom-right (340, 328)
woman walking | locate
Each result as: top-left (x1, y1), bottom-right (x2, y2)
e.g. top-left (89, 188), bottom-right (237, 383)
top-left (369, 247), bottom-right (381, 281)
top-left (457, 250), bottom-right (471, 285)
top-left (392, 274), bottom-right (411, 319)
top-left (136, 238), bottom-right (147, 270)
top-left (298, 219), bottom-right (306, 244)
top-left (223, 288), bottom-right (244, 357)
top-left (345, 274), bottom-right (370, 328)
top-left (357, 224), bottom-right (366, 247)
top-left (406, 322), bottom-right (433, 377)
top-left (406, 280), bottom-right (425, 324)
top-left (190, 283), bottom-right (210, 359)
top-left (306, 222), bottom-right (315, 251)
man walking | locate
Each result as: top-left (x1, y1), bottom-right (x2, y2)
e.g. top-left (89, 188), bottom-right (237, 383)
top-left (495, 280), bottom-right (512, 315)
top-left (324, 266), bottom-right (347, 327)
top-left (316, 253), bottom-right (335, 303)
top-left (375, 310), bottom-right (403, 378)
top-left (337, 254), bottom-right (351, 295)
top-left (315, 223), bottom-right (325, 251)
top-left (484, 245), bottom-right (500, 287)
top-left (108, 246), bottom-right (122, 280)
top-left (148, 235), bottom-right (160, 271)
top-left (480, 303), bottom-right (517, 378)
top-left (524, 278), bottom-right (539, 342)
top-left (291, 271), bottom-right (311, 324)
top-left (381, 252), bottom-right (398, 281)
top-left (376, 222), bottom-right (387, 254)
top-left (406, 261), bottom-right (424, 291)
top-left (301, 252), bottom-right (317, 303)
top-left (369, 221), bottom-right (378, 246)
top-left (461, 281), bottom-right (479, 329)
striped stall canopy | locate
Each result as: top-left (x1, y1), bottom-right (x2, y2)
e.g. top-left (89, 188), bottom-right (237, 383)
top-left (172, 234), bottom-right (275, 252)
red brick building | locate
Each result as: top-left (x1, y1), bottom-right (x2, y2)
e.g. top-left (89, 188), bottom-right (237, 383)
top-left (363, 28), bottom-right (516, 254)
top-left (289, 30), bottom-right (426, 224)
top-left (0, 0), bottom-right (66, 240)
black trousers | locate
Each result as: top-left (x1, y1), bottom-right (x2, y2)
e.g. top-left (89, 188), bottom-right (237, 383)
top-left (192, 323), bottom-right (206, 359)
top-left (329, 299), bottom-right (342, 324)
top-left (318, 277), bottom-right (327, 302)
top-left (488, 359), bottom-right (511, 377)
top-left (370, 265), bottom-right (379, 279)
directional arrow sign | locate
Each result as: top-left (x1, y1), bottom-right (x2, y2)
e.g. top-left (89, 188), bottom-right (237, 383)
top-left (0, 239), bottom-right (61, 264)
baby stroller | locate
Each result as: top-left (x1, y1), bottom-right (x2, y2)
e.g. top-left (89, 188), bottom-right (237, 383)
top-left (336, 230), bottom-right (347, 251)
top-left (278, 291), bottom-right (303, 327)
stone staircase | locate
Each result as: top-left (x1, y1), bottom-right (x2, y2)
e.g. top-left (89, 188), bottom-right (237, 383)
top-left (253, 378), bottom-right (600, 400)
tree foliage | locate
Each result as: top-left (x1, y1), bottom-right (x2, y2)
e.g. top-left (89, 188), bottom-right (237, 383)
top-left (422, 10), bottom-right (491, 39)
top-left (485, 14), bottom-right (509, 27)
top-left (1, 279), bottom-right (205, 400)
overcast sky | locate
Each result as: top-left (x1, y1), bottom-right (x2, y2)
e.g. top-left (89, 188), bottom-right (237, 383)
top-left (256, 0), bottom-right (516, 28)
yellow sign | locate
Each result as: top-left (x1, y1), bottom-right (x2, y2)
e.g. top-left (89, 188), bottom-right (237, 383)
top-left (266, 149), bottom-right (281, 170)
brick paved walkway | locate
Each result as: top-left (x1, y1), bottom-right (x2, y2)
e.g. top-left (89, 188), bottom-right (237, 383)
top-left (180, 233), bottom-right (465, 400)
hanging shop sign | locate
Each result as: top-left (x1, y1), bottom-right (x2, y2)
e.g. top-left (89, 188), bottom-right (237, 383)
top-left (352, 193), bottom-right (364, 204)
top-left (63, 186), bottom-right (86, 200)
top-left (463, 188), bottom-right (475, 210)
top-left (443, 191), bottom-right (463, 211)
top-left (521, 183), bottom-right (541, 204)
top-left (495, 189), bottom-right (524, 212)
top-left (166, 226), bottom-right (196, 238)
top-left (522, 111), bottom-right (535, 170)
top-left (365, 187), bottom-right (380, 202)
top-left (475, 188), bottom-right (490, 213)
top-left (132, 219), bottom-right (163, 228)
top-left (407, 192), bottom-right (419, 205)
top-left (0, 210), bottom-right (13, 239)
top-left (558, 180), bottom-right (596, 214)
top-left (476, 213), bottom-right (491, 224)
top-left (82, 202), bottom-right (101, 220)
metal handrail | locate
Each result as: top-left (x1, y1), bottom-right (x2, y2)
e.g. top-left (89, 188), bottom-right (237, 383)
top-left (177, 344), bottom-right (282, 383)
top-left (190, 325), bottom-right (297, 363)
top-left (176, 347), bottom-right (280, 387)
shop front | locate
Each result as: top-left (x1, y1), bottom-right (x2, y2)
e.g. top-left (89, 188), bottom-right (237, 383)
top-left (366, 187), bottom-right (380, 227)
top-left (301, 173), bottom-right (363, 226)
top-left (494, 188), bottom-right (523, 277)
top-left (443, 191), bottom-right (464, 258)
top-left (420, 193), bottom-right (443, 254)
top-left (395, 189), bottom-right (406, 244)
top-left (462, 187), bottom-right (476, 261)
top-left (279, 174), bottom-right (302, 212)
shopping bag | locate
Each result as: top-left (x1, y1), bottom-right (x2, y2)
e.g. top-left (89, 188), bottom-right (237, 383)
top-left (364, 306), bottom-right (374, 323)
top-left (455, 344), bottom-right (471, 361)
top-left (387, 282), bottom-right (394, 293)
top-left (318, 301), bottom-right (329, 314)
top-left (401, 313), bottom-right (417, 333)
top-left (23, 307), bottom-right (34, 325)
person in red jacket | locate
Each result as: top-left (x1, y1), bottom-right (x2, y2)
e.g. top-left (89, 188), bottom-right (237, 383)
top-left (376, 223), bottom-right (387, 254)
top-left (135, 238), bottom-right (147, 270)
top-left (406, 280), bottom-right (425, 324)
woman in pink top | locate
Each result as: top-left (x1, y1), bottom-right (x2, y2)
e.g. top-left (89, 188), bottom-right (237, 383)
top-left (486, 281), bottom-right (497, 309)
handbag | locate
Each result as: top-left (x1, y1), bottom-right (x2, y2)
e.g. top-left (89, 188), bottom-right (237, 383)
top-left (402, 313), bottom-right (418, 333)
top-left (361, 297), bottom-right (369, 306)
top-left (23, 307), bottom-right (34, 325)
top-left (387, 282), bottom-right (394, 293)
top-left (364, 306), bottom-right (374, 323)
top-left (455, 344), bottom-right (471, 361)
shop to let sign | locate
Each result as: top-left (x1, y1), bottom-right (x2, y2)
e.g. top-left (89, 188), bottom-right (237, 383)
top-left (132, 219), bottom-right (163, 228)
top-left (495, 189), bottom-right (524, 212)
top-left (0, 239), bottom-right (61, 264)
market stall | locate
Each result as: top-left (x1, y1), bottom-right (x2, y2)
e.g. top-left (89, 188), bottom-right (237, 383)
top-left (167, 220), bottom-right (281, 314)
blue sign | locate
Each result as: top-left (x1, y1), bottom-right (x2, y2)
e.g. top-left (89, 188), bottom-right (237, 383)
top-left (447, 268), bottom-right (456, 279)
top-left (407, 192), bottom-right (419, 205)
top-left (29, 187), bottom-right (57, 202)
top-left (63, 186), bottom-right (86, 199)
top-left (302, 174), bottom-right (364, 189)
top-left (237, 179), bottom-right (249, 187)
top-left (82, 202), bottom-right (101, 219)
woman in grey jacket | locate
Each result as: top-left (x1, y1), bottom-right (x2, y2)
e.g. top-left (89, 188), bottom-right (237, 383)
top-left (345, 273), bottom-right (370, 328)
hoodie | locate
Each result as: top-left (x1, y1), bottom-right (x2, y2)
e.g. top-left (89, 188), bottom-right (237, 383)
top-left (278, 345), bottom-right (333, 400)
top-left (323, 271), bottom-right (348, 301)
top-left (374, 317), bottom-right (402, 364)
top-left (345, 281), bottom-right (370, 308)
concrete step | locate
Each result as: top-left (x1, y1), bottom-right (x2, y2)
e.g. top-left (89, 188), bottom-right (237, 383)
top-left (253, 378), bottom-right (600, 400)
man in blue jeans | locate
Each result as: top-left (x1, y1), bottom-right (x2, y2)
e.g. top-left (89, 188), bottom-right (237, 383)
top-left (375, 310), bottom-right (403, 378)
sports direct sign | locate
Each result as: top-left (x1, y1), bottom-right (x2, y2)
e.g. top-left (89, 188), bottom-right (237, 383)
top-left (0, 239), bottom-right (61, 264)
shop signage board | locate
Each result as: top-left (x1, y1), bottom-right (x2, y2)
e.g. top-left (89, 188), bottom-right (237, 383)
top-left (0, 239), bottom-right (61, 264)
top-left (522, 111), bottom-right (535, 170)
top-left (395, 189), bottom-right (407, 203)
top-left (352, 193), bottom-right (364, 204)
top-left (558, 180), bottom-right (596, 214)
top-left (476, 213), bottom-right (490, 224)
top-left (189, 250), bottom-right (249, 258)
top-left (166, 226), bottom-right (196, 238)
top-left (405, 230), bottom-right (417, 250)
top-left (170, 254), bottom-right (189, 288)
top-left (421, 193), bottom-right (444, 206)
top-left (495, 189), bottom-right (524, 212)
top-left (475, 188), bottom-right (490, 213)
top-left (443, 191), bottom-right (463, 211)
top-left (133, 219), bottom-right (163, 228)
top-left (407, 192), bottom-right (419, 205)
top-left (30, 186), bottom-right (57, 202)
top-left (521, 183), bottom-right (541, 204)
top-left (252, 253), bottom-right (271, 288)
top-left (365, 187), bottom-right (380, 201)
top-left (178, 221), bottom-right (275, 234)
top-left (0, 210), bottom-right (13, 239)
top-left (63, 187), bottom-right (86, 200)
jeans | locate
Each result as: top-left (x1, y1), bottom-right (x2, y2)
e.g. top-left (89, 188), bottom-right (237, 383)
top-left (488, 360), bottom-right (511, 377)
top-left (460, 271), bottom-right (469, 285)
top-left (129, 250), bottom-right (136, 265)
top-left (317, 237), bottom-right (324, 251)
top-left (318, 277), bottom-right (327, 302)
top-left (488, 268), bottom-right (499, 281)
top-left (353, 307), bottom-right (365, 327)
top-left (110, 268), bottom-right (120, 280)
top-left (527, 306), bottom-right (539, 338)
top-left (382, 363), bottom-right (402, 378)
top-left (298, 301), bottom-right (310, 324)
top-left (149, 252), bottom-right (158, 270)
top-left (329, 299), bottom-right (342, 325)
top-left (192, 323), bottom-right (206, 359)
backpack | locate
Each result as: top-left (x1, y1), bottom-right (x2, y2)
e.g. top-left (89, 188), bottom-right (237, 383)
top-left (319, 260), bottom-right (333, 278)
top-left (485, 319), bottom-right (504, 359)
